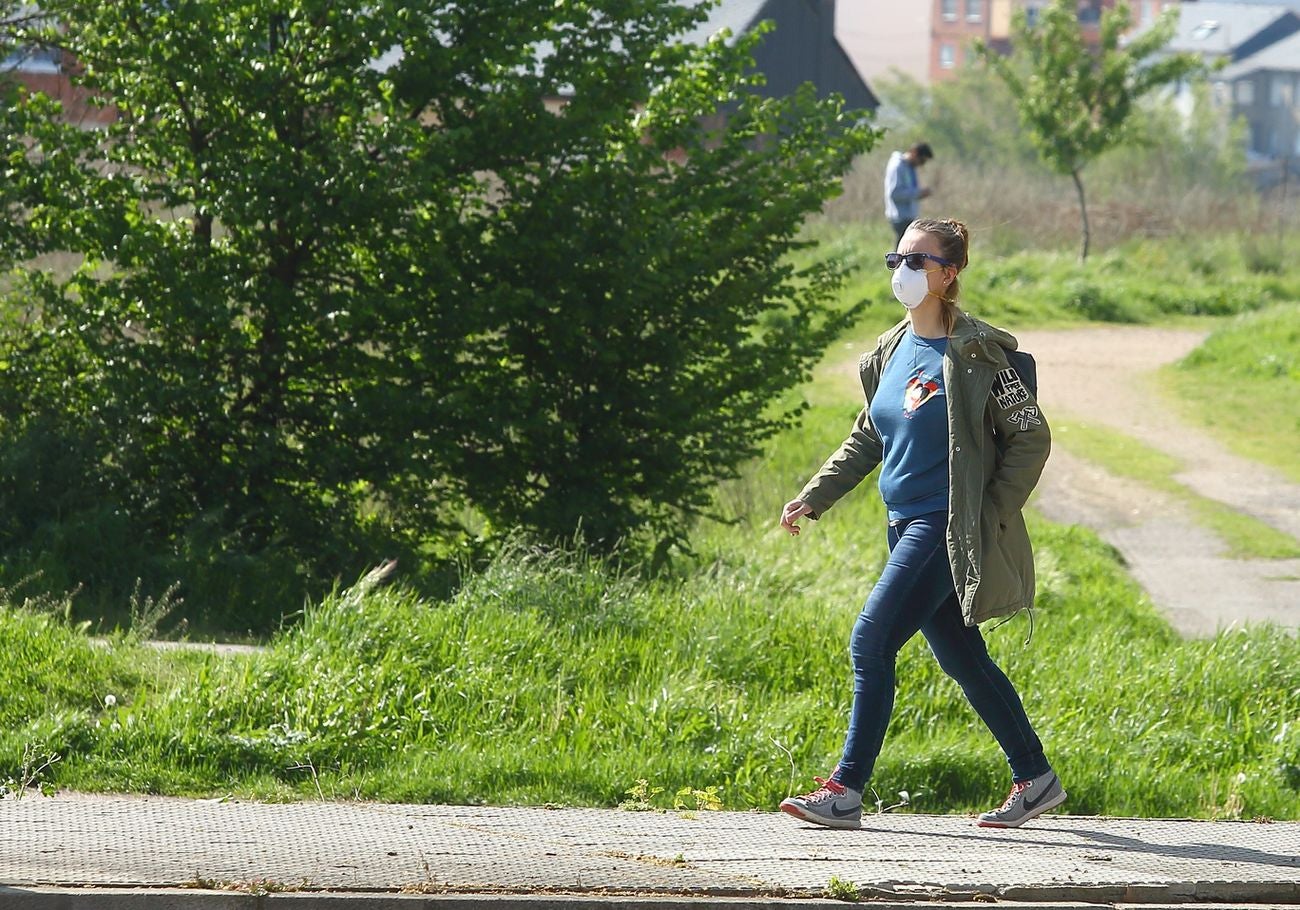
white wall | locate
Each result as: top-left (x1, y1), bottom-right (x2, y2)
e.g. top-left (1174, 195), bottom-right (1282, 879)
top-left (837, 0), bottom-right (933, 86)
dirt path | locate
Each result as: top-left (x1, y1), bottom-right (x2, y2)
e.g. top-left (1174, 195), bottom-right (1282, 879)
top-left (1017, 327), bottom-right (1300, 636)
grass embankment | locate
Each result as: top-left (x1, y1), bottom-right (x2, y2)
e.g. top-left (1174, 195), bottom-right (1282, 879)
top-left (3, 232), bottom-right (1297, 819)
top-left (1049, 418), bottom-right (1300, 560)
top-left (808, 223), bottom-right (1300, 329)
top-left (1047, 301), bottom-right (1300, 559)
top-left (1163, 303), bottom-right (1300, 485)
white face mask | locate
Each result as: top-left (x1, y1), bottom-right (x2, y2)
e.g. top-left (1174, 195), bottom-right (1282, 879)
top-left (891, 261), bottom-right (935, 310)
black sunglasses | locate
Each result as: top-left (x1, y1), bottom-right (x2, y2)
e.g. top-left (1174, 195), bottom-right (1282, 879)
top-left (885, 251), bottom-right (955, 271)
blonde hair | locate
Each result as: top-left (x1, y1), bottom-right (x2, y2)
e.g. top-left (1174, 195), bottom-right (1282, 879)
top-left (909, 218), bottom-right (969, 333)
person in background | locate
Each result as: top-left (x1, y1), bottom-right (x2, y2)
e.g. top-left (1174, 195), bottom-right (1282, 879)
top-left (884, 143), bottom-right (933, 248)
top-left (776, 217), bottom-right (1065, 832)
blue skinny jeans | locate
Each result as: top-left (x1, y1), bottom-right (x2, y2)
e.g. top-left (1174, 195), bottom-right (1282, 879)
top-left (831, 510), bottom-right (1050, 793)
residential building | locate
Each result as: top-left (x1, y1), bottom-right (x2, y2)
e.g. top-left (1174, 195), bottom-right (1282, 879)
top-left (930, 0), bottom-right (997, 81)
top-left (1133, 0), bottom-right (1184, 27)
top-left (930, 0), bottom-right (1176, 82)
top-left (1, 17), bottom-right (114, 127)
top-left (1157, 1), bottom-right (1300, 64)
top-left (680, 0), bottom-right (877, 111)
top-left (1220, 29), bottom-right (1300, 161)
top-left (1134, 1), bottom-right (1300, 161)
top-left (1191, 0), bottom-right (1300, 11)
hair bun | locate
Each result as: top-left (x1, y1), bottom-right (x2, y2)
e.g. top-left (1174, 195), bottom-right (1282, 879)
top-left (941, 219), bottom-right (970, 268)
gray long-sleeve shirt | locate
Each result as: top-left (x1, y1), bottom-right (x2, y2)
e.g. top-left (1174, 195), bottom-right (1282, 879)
top-left (883, 150), bottom-right (922, 222)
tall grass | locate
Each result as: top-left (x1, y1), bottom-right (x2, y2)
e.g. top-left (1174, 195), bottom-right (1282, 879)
top-left (1162, 303), bottom-right (1300, 485)
top-left (804, 220), bottom-right (1300, 328)
top-left (828, 70), bottom-right (1288, 258)
top-left (4, 384), bottom-right (1297, 819)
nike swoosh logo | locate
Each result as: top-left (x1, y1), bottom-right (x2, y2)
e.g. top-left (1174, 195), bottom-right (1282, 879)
top-left (1023, 778), bottom-right (1059, 811)
top-left (830, 803), bottom-right (859, 818)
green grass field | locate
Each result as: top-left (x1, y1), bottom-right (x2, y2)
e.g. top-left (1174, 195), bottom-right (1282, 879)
top-left (804, 222), bottom-right (1300, 329)
top-left (4, 362), bottom-right (1297, 819)
top-left (1162, 303), bottom-right (1300, 486)
top-left (3, 231), bottom-right (1297, 820)
top-left (1049, 417), bottom-right (1300, 560)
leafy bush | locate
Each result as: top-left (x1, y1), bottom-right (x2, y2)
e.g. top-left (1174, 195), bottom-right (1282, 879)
top-left (1061, 278), bottom-right (1138, 322)
top-left (0, 0), bottom-right (877, 630)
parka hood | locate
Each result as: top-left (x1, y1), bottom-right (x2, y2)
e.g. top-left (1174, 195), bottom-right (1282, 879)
top-left (951, 311), bottom-right (1019, 353)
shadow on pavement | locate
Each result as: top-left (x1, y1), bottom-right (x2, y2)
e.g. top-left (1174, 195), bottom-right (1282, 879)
top-left (837, 821), bottom-right (1300, 870)
top-left (1070, 829), bottom-right (1300, 869)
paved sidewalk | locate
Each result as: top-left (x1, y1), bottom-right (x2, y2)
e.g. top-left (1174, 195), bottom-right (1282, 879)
top-left (1, 794), bottom-right (1298, 908)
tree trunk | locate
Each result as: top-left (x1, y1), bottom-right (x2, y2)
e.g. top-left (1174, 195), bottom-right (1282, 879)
top-left (193, 211), bottom-right (213, 247)
top-left (1071, 168), bottom-right (1090, 263)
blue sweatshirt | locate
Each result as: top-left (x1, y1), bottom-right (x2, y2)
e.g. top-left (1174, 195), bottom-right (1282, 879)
top-left (868, 329), bottom-right (949, 520)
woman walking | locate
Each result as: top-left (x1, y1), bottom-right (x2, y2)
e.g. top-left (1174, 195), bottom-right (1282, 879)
top-left (777, 218), bottom-right (1064, 830)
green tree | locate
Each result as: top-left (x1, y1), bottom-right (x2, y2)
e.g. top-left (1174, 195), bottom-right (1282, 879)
top-left (0, 0), bottom-right (877, 628)
top-left (976, 0), bottom-right (1205, 260)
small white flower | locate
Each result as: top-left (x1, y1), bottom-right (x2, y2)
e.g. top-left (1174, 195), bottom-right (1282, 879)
top-left (104, 694), bottom-right (117, 708)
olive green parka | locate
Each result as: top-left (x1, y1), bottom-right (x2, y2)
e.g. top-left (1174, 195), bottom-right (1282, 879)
top-left (797, 312), bottom-right (1051, 627)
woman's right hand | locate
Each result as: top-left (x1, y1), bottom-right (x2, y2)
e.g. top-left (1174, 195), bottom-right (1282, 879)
top-left (780, 499), bottom-right (814, 536)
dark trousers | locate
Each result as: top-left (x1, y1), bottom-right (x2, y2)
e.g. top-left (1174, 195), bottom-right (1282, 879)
top-left (891, 219), bottom-right (913, 249)
top-left (832, 511), bottom-right (1050, 792)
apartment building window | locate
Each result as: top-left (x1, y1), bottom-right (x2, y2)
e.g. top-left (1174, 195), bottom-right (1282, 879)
top-left (966, 0), bottom-right (984, 22)
top-left (1024, 5), bottom-right (1042, 27)
top-left (1235, 80), bottom-right (1254, 105)
top-left (1140, 0), bottom-right (1154, 25)
top-left (1272, 79), bottom-right (1292, 108)
top-left (941, 0), bottom-right (958, 22)
top-left (1248, 122), bottom-right (1265, 155)
top-left (940, 43), bottom-right (956, 69)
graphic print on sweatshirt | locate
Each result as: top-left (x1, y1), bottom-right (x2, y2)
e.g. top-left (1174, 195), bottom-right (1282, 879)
top-left (903, 368), bottom-right (942, 419)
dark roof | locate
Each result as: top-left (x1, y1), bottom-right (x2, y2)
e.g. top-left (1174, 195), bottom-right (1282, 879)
top-left (1222, 28), bottom-right (1300, 75)
top-left (677, 0), bottom-right (877, 111)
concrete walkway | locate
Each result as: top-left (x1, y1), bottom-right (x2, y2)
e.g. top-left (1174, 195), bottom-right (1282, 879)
top-left (1, 794), bottom-right (1298, 908)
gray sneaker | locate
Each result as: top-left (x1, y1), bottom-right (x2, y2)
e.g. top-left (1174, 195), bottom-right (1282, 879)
top-left (977, 770), bottom-right (1066, 828)
top-left (779, 776), bottom-right (863, 829)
